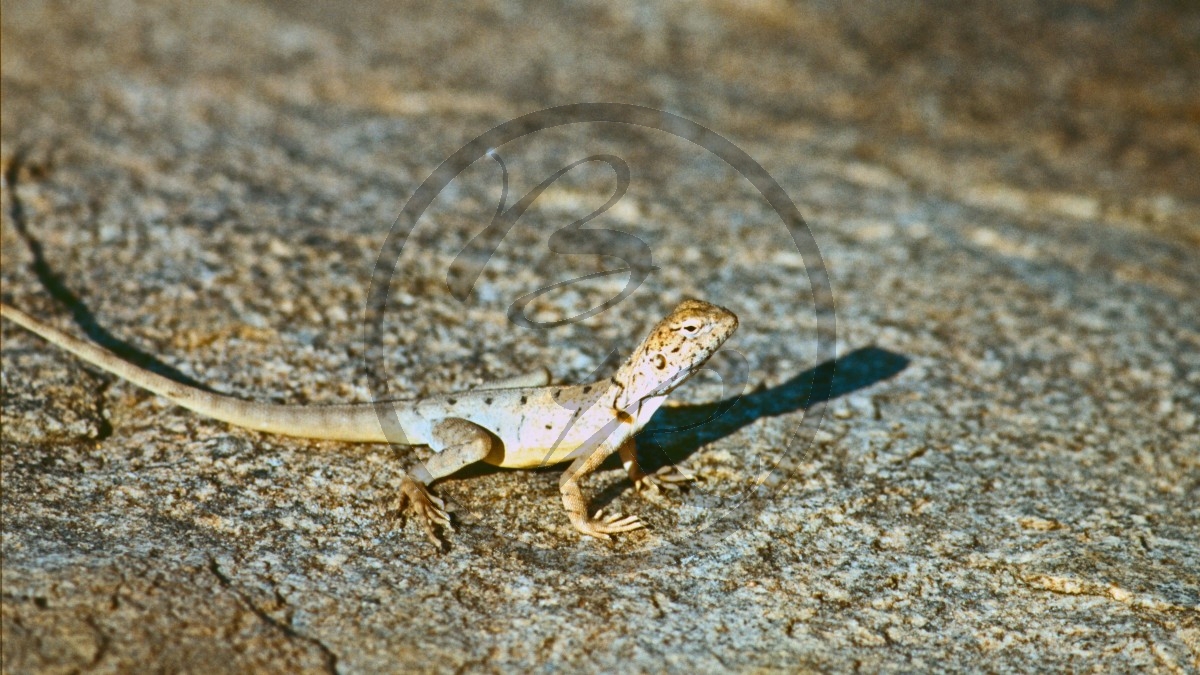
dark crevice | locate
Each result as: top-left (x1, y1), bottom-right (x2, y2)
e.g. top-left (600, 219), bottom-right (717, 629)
top-left (90, 378), bottom-right (116, 442)
top-left (207, 558), bottom-right (340, 674)
top-left (5, 147), bottom-right (214, 392)
top-left (84, 616), bottom-right (112, 668)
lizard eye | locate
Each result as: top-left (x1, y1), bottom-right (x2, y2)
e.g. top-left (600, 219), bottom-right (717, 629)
top-left (653, 353), bottom-right (667, 369)
top-left (678, 322), bottom-right (701, 336)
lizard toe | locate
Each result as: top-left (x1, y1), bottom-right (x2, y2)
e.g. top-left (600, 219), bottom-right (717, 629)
top-left (399, 476), bottom-right (453, 545)
top-left (635, 465), bottom-right (694, 494)
top-left (577, 509), bottom-right (645, 537)
top-left (633, 477), bottom-right (662, 494)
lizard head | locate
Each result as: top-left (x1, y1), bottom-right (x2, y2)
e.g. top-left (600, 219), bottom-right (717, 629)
top-left (613, 299), bottom-right (739, 410)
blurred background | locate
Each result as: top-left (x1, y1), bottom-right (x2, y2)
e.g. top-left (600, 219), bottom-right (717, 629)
top-left (6, 0), bottom-right (1197, 211)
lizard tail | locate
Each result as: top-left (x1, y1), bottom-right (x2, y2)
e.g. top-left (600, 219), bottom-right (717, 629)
top-left (1, 302), bottom-right (390, 443)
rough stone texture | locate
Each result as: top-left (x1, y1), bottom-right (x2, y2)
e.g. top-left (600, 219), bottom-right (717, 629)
top-left (2, 1), bottom-right (1197, 673)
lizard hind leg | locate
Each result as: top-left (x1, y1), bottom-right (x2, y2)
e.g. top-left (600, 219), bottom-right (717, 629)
top-left (396, 418), bottom-right (494, 546)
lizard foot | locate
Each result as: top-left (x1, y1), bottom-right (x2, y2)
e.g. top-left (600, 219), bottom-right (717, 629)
top-left (634, 465), bottom-right (694, 494)
top-left (569, 508), bottom-right (645, 541)
top-left (395, 476), bottom-right (453, 546)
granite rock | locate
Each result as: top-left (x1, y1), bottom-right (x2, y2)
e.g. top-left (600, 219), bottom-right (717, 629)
top-left (2, 1), bottom-right (1197, 673)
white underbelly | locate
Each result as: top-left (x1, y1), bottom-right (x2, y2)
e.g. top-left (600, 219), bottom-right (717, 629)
top-left (488, 410), bottom-right (630, 469)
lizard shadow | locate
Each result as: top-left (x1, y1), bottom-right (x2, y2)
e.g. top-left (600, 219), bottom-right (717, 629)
top-left (454, 345), bottom-right (910, 507)
top-left (5, 148), bottom-right (215, 393)
top-left (588, 344), bottom-right (911, 508)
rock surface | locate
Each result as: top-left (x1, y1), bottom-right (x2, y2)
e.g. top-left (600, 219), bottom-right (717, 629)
top-left (2, 1), bottom-right (1197, 673)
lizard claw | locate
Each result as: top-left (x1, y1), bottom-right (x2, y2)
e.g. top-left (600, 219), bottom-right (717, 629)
top-left (570, 508), bottom-right (645, 541)
top-left (395, 477), bottom-right (453, 547)
top-left (634, 465), bottom-right (694, 494)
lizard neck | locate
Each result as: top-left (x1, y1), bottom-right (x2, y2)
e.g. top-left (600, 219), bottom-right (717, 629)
top-left (612, 360), bottom-right (693, 413)
top-left (630, 394), bottom-right (668, 430)
top-left (609, 367), bottom-right (670, 431)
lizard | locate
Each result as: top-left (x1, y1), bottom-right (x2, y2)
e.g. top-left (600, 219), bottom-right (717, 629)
top-left (0, 299), bottom-right (738, 544)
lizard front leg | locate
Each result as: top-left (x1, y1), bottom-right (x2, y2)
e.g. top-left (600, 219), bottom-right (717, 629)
top-left (398, 418), bottom-right (493, 546)
top-left (559, 440), bottom-right (645, 541)
top-left (618, 438), bottom-right (694, 494)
